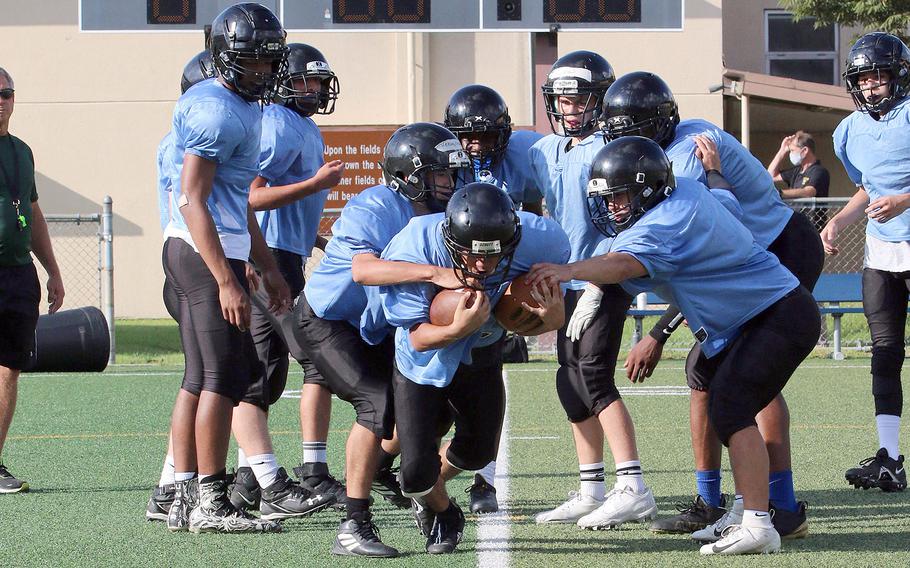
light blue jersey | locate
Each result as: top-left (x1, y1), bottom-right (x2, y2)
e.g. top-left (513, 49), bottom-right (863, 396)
top-left (381, 212), bottom-right (570, 387)
top-left (303, 184), bottom-right (416, 338)
top-left (834, 97), bottom-right (910, 242)
top-left (528, 132), bottom-right (609, 290)
top-left (611, 178), bottom-right (798, 357)
top-left (156, 132), bottom-right (176, 232)
top-left (255, 104), bottom-right (329, 257)
top-left (667, 119), bottom-right (793, 249)
top-left (163, 78), bottom-right (262, 261)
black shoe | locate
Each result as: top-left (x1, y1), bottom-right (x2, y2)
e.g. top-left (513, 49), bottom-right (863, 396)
top-left (146, 484), bottom-right (175, 521)
top-left (294, 462), bottom-right (350, 511)
top-left (846, 448), bottom-right (906, 492)
top-left (649, 494), bottom-right (726, 534)
top-left (372, 466), bottom-right (411, 509)
top-left (0, 463), bottom-right (29, 494)
top-left (426, 500), bottom-right (465, 554)
top-left (769, 501), bottom-right (809, 539)
top-left (228, 467), bottom-right (261, 510)
top-left (412, 498), bottom-right (435, 537)
top-left (167, 478), bottom-right (197, 532)
top-left (189, 478), bottom-right (280, 533)
top-left (260, 467), bottom-right (336, 521)
top-left (466, 474), bottom-right (499, 514)
top-left (332, 512), bottom-right (400, 558)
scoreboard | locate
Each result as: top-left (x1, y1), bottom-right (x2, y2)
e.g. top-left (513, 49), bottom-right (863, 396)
top-left (80, 0), bottom-right (682, 32)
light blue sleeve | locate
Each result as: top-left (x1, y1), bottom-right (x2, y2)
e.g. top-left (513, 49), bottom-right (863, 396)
top-left (332, 204), bottom-right (398, 257)
top-left (611, 223), bottom-right (679, 280)
top-left (833, 119), bottom-right (863, 186)
top-left (379, 228), bottom-right (436, 330)
top-left (668, 137), bottom-right (708, 185)
top-left (709, 188), bottom-right (744, 220)
top-left (178, 101), bottom-right (244, 164)
top-left (258, 115), bottom-right (299, 182)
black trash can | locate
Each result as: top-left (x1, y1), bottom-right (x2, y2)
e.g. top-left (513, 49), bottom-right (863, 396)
top-left (27, 307), bottom-right (110, 372)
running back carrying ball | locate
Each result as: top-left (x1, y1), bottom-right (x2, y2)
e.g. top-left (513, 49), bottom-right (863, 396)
top-left (494, 274), bottom-right (546, 335)
top-left (429, 288), bottom-right (474, 326)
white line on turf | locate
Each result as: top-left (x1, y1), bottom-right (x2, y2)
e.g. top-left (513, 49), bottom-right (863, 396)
top-left (477, 370), bottom-right (511, 568)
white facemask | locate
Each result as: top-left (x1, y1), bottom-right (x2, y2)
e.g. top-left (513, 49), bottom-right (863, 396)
top-left (789, 150), bottom-right (803, 166)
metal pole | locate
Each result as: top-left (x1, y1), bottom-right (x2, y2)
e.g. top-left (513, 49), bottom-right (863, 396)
top-left (631, 292), bottom-right (647, 347)
top-left (101, 196), bottom-right (115, 363)
top-left (741, 93), bottom-right (750, 150)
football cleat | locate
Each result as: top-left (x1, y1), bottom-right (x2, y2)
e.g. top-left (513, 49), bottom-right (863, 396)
top-left (372, 465), bottom-right (411, 509)
top-left (146, 484), bottom-right (176, 522)
top-left (466, 473), bottom-right (499, 514)
top-left (577, 485), bottom-right (657, 530)
top-left (260, 467), bottom-right (336, 521)
top-left (189, 478), bottom-right (281, 533)
top-left (332, 512), bottom-right (400, 558)
top-left (412, 498), bottom-right (435, 537)
top-left (691, 497), bottom-right (743, 543)
top-left (0, 464), bottom-right (29, 494)
top-left (846, 448), bottom-right (907, 492)
top-left (650, 494), bottom-right (726, 534)
top-left (699, 524), bottom-right (780, 556)
top-left (535, 491), bottom-right (605, 524)
top-left (166, 478), bottom-right (197, 532)
top-left (769, 501), bottom-right (809, 539)
top-left (295, 462), bottom-right (349, 511)
top-left (426, 500), bottom-right (465, 554)
top-left (228, 467), bottom-right (261, 511)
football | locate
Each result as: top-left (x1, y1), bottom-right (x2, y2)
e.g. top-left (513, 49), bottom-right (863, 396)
top-left (429, 288), bottom-right (474, 326)
top-left (494, 274), bottom-right (547, 335)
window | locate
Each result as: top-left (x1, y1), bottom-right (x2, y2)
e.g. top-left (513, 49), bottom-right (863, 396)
top-left (765, 10), bottom-right (838, 85)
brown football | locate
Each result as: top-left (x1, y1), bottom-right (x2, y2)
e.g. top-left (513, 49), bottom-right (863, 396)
top-left (494, 273), bottom-right (547, 335)
top-left (429, 289), bottom-right (474, 326)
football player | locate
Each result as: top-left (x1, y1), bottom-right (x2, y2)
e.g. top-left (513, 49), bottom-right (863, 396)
top-left (379, 182), bottom-right (569, 554)
top-left (442, 83), bottom-right (544, 512)
top-left (227, 43), bottom-right (347, 515)
top-left (528, 136), bottom-right (821, 555)
top-left (603, 72), bottom-right (823, 537)
top-left (160, 3), bottom-right (295, 533)
top-left (527, 51), bottom-right (658, 529)
top-left (824, 32), bottom-right (910, 493)
top-left (293, 122), bottom-right (471, 557)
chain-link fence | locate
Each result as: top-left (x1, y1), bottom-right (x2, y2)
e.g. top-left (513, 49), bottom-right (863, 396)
top-left (308, 199), bottom-right (874, 357)
top-left (35, 197), bottom-right (115, 362)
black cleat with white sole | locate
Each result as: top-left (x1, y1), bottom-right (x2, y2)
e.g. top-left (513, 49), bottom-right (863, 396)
top-left (846, 448), bottom-right (907, 492)
top-left (146, 484), bottom-right (175, 521)
top-left (426, 500), bottom-right (465, 554)
top-left (260, 467), bottom-right (336, 520)
top-left (332, 512), bottom-right (399, 558)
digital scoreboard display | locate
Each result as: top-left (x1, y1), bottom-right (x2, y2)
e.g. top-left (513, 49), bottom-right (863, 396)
top-left (79, 0), bottom-right (680, 32)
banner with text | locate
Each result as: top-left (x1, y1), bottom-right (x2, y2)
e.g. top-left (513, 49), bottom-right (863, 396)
top-left (321, 127), bottom-right (398, 210)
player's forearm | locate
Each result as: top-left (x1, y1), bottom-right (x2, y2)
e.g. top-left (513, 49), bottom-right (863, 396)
top-left (249, 177), bottom-right (325, 211)
top-left (830, 187), bottom-right (870, 229)
top-left (568, 252), bottom-right (648, 285)
top-left (408, 321), bottom-right (465, 351)
top-left (352, 254), bottom-right (446, 286)
top-left (29, 203), bottom-right (60, 277)
top-left (246, 207), bottom-right (279, 274)
top-left (767, 153), bottom-right (786, 179)
top-left (648, 305), bottom-right (682, 344)
top-left (780, 186), bottom-right (816, 199)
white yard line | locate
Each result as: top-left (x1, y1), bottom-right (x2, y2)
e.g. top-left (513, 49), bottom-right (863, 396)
top-left (477, 370), bottom-right (511, 568)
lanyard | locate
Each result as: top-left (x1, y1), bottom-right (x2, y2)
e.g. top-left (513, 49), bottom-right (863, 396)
top-left (0, 135), bottom-right (26, 231)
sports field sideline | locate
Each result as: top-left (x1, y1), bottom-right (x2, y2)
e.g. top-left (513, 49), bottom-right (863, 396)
top-left (1, 359), bottom-right (907, 567)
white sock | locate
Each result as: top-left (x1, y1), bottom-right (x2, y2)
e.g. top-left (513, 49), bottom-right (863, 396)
top-left (158, 455), bottom-right (176, 487)
top-left (876, 414), bottom-right (901, 459)
top-left (237, 448), bottom-right (250, 468)
top-left (579, 462), bottom-right (606, 500)
top-left (174, 471), bottom-right (195, 483)
top-left (614, 460), bottom-right (645, 493)
top-left (302, 441), bottom-right (327, 464)
top-left (741, 509), bottom-right (773, 529)
top-left (731, 494), bottom-right (744, 514)
top-left (248, 453), bottom-right (280, 489)
top-left (479, 461), bottom-right (497, 485)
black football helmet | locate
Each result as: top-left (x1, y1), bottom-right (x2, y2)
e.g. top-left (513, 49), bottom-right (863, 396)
top-left (180, 50), bottom-right (216, 94)
top-left (443, 84), bottom-right (512, 167)
top-left (209, 3), bottom-right (288, 103)
top-left (443, 182), bottom-right (522, 291)
top-left (380, 122), bottom-right (473, 213)
top-left (541, 50), bottom-right (615, 137)
top-left (843, 32), bottom-right (910, 116)
top-left (601, 72), bottom-right (680, 148)
top-left (275, 43), bottom-right (340, 116)
top-left (586, 136), bottom-right (675, 238)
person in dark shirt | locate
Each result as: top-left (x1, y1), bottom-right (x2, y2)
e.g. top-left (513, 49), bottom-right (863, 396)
top-left (768, 130), bottom-right (831, 232)
top-left (0, 66), bottom-right (65, 494)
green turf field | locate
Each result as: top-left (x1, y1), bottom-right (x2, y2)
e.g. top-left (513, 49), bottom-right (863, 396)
top-left (1, 360), bottom-right (908, 567)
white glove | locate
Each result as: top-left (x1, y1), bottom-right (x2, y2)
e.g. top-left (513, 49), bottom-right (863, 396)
top-left (567, 284), bottom-right (603, 342)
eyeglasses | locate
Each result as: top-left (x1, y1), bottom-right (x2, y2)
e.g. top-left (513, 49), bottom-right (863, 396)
top-left (0, 89), bottom-right (14, 100)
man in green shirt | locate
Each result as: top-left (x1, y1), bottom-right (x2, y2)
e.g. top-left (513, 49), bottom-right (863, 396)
top-left (0, 67), bottom-right (64, 493)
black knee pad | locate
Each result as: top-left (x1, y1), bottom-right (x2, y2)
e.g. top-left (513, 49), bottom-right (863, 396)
top-left (707, 387), bottom-right (756, 446)
top-left (398, 454), bottom-right (440, 497)
top-left (872, 346), bottom-right (904, 416)
top-left (556, 366), bottom-right (593, 422)
top-left (871, 345), bottom-right (905, 379)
